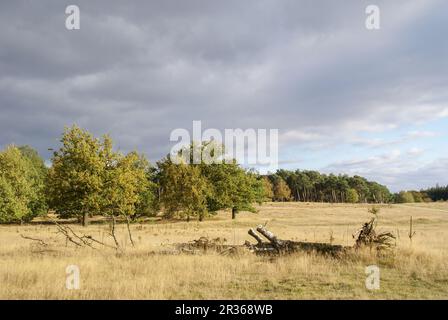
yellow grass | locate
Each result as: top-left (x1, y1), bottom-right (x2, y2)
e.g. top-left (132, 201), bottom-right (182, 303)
top-left (1, 202), bottom-right (448, 299)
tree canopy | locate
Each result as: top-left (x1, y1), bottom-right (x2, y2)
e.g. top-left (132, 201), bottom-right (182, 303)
top-left (422, 185), bottom-right (448, 201)
top-left (0, 145), bottom-right (47, 223)
top-left (158, 142), bottom-right (263, 220)
top-left (47, 125), bottom-right (153, 225)
top-left (263, 170), bottom-right (391, 203)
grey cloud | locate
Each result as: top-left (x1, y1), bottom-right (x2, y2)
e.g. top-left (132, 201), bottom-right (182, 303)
top-left (0, 0), bottom-right (447, 187)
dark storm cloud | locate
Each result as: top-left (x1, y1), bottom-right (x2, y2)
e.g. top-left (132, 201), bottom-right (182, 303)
top-left (0, 0), bottom-right (447, 188)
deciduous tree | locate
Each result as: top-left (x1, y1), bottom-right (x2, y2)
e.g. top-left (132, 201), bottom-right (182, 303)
top-left (158, 156), bottom-right (210, 221)
top-left (273, 178), bottom-right (291, 202)
top-left (47, 125), bottom-right (107, 226)
top-left (0, 146), bottom-right (41, 223)
top-left (345, 188), bottom-right (359, 203)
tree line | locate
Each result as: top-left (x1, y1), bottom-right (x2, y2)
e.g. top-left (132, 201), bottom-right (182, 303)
top-left (0, 125), bottom-right (444, 224)
top-left (395, 185), bottom-right (448, 203)
top-left (0, 125), bottom-right (263, 224)
top-left (262, 170), bottom-right (391, 203)
top-left (423, 185), bottom-right (448, 201)
top-left (262, 171), bottom-right (446, 204)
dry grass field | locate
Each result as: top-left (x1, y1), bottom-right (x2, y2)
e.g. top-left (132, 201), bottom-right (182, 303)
top-left (1, 202), bottom-right (448, 299)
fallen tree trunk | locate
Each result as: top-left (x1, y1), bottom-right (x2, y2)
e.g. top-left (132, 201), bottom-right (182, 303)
top-left (286, 241), bottom-right (345, 255)
top-left (256, 225), bottom-right (284, 247)
top-left (247, 226), bottom-right (347, 256)
top-left (174, 227), bottom-right (348, 257)
top-left (248, 228), bottom-right (264, 245)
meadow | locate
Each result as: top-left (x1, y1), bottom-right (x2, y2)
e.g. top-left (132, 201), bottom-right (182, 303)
top-left (1, 202), bottom-right (447, 299)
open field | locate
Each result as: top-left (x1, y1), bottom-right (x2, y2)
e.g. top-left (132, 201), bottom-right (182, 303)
top-left (1, 202), bottom-right (448, 299)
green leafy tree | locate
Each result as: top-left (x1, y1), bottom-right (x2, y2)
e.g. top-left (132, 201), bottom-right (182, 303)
top-left (200, 160), bottom-right (263, 219)
top-left (134, 167), bottom-right (159, 219)
top-left (159, 141), bottom-right (263, 220)
top-left (273, 178), bottom-right (291, 202)
top-left (103, 150), bottom-right (150, 220)
top-left (395, 191), bottom-right (415, 203)
top-left (419, 191), bottom-right (433, 203)
top-left (348, 176), bottom-right (370, 203)
top-left (265, 170), bottom-right (391, 204)
top-left (158, 156), bottom-right (210, 221)
top-left (0, 146), bottom-right (41, 223)
top-left (409, 191), bottom-right (424, 203)
top-left (18, 145), bottom-right (48, 216)
top-left (18, 145), bottom-right (47, 173)
top-left (422, 184), bottom-right (448, 201)
top-left (168, 141), bottom-right (263, 220)
top-left (47, 125), bottom-right (107, 226)
top-left (262, 176), bottom-right (274, 201)
top-left (345, 188), bottom-right (359, 203)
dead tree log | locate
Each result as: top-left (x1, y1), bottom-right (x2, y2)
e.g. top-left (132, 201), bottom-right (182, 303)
top-left (248, 228), bottom-right (264, 245)
top-left (248, 225), bottom-right (346, 256)
top-left (256, 225), bottom-right (284, 247)
top-left (290, 241), bottom-right (344, 255)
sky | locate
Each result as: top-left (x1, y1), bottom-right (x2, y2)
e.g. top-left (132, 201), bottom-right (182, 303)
top-left (0, 0), bottom-right (447, 192)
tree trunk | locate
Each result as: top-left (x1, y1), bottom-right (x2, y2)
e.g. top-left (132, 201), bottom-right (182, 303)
top-left (248, 228), bottom-right (264, 245)
top-left (232, 207), bottom-right (237, 220)
top-left (256, 225), bottom-right (284, 247)
top-left (110, 215), bottom-right (120, 249)
top-left (125, 215), bottom-right (135, 247)
top-left (81, 212), bottom-right (89, 226)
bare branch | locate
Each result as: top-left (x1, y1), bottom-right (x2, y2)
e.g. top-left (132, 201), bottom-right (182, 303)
top-left (20, 234), bottom-right (48, 246)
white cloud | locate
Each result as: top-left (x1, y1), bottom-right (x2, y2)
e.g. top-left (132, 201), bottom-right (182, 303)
top-left (407, 147), bottom-right (424, 156)
top-left (406, 131), bottom-right (437, 138)
top-left (323, 149), bottom-right (448, 191)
